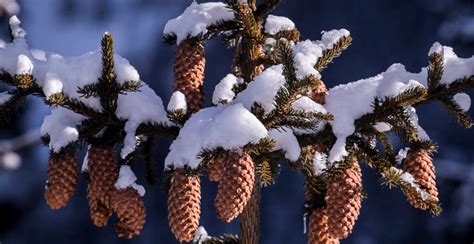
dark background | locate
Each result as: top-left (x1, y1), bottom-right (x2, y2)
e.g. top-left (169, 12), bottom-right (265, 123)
top-left (0, 0), bottom-right (473, 243)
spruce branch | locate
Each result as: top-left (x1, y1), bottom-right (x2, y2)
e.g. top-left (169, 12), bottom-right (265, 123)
top-left (427, 52), bottom-right (443, 91)
top-left (315, 35), bottom-right (352, 72)
top-left (0, 90), bottom-right (27, 125)
top-left (438, 97), bottom-right (473, 128)
top-left (136, 121), bottom-right (180, 139)
top-left (255, 0), bottom-right (282, 20)
top-left (200, 234), bottom-right (240, 244)
top-left (97, 32), bottom-right (120, 114)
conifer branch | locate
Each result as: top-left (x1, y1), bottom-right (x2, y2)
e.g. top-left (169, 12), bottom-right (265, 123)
top-left (438, 97), bottom-right (473, 128)
top-left (315, 35), bottom-right (352, 72)
top-left (427, 52), bottom-right (443, 91)
top-left (200, 234), bottom-right (240, 244)
top-left (0, 90), bottom-right (27, 125)
top-left (255, 0), bottom-right (282, 20)
top-left (97, 32), bottom-right (120, 115)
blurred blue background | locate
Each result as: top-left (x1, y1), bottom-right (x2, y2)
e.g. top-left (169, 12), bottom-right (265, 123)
top-left (0, 0), bottom-right (473, 243)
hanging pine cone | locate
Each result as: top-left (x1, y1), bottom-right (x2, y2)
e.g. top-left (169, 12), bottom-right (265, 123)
top-left (326, 158), bottom-right (362, 239)
top-left (44, 151), bottom-right (78, 209)
top-left (86, 145), bottom-right (119, 227)
top-left (311, 78), bottom-right (328, 105)
top-left (215, 151), bottom-right (255, 222)
top-left (111, 188), bottom-right (146, 238)
top-left (308, 209), bottom-right (339, 244)
top-left (403, 150), bottom-right (439, 210)
top-left (167, 169), bottom-right (201, 242)
top-left (173, 39), bottom-right (205, 113)
top-left (207, 154), bottom-right (226, 182)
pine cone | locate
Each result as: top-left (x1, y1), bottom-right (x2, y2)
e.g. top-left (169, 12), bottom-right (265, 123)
top-left (311, 79), bottom-right (328, 104)
top-left (167, 169), bottom-right (201, 242)
top-left (86, 145), bottom-right (119, 227)
top-left (215, 152), bottom-right (255, 222)
top-left (308, 209), bottom-right (339, 244)
top-left (173, 39), bottom-right (205, 113)
top-left (403, 150), bottom-right (439, 210)
top-left (207, 154), bottom-right (226, 182)
top-left (44, 151), bottom-right (78, 209)
top-left (111, 188), bottom-right (146, 238)
top-left (326, 158), bottom-right (362, 239)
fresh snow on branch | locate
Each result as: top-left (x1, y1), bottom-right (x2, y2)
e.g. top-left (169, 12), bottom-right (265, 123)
top-left (40, 108), bottom-right (86, 152)
top-left (165, 103), bottom-right (267, 169)
top-left (264, 15), bottom-right (295, 35)
top-left (313, 150), bottom-right (328, 176)
top-left (212, 73), bottom-right (243, 105)
top-left (0, 16), bottom-right (170, 156)
top-left (163, 1), bottom-right (235, 44)
top-left (292, 40), bottom-right (322, 80)
top-left (167, 91), bottom-right (187, 113)
top-left (453, 93), bottom-right (471, 112)
top-left (268, 127), bottom-right (300, 161)
top-left (318, 29), bottom-right (350, 49)
top-left (114, 165), bottom-right (146, 196)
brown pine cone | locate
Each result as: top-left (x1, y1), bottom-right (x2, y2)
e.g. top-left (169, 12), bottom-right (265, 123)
top-left (207, 154), bottom-right (226, 182)
top-left (311, 79), bottom-right (328, 105)
top-left (173, 39), bottom-right (205, 113)
top-left (167, 169), bottom-right (201, 242)
top-left (86, 145), bottom-right (119, 227)
top-left (308, 209), bottom-right (339, 244)
top-left (215, 152), bottom-right (255, 222)
top-left (111, 188), bottom-right (146, 238)
top-left (44, 151), bottom-right (78, 209)
top-left (326, 158), bottom-right (362, 239)
top-left (403, 150), bottom-right (439, 210)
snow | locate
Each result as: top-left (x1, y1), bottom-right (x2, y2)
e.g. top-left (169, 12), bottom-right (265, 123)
top-left (292, 40), bottom-right (322, 80)
top-left (387, 167), bottom-right (430, 201)
top-left (325, 64), bottom-right (426, 163)
top-left (165, 103), bottom-right (267, 169)
top-left (395, 147), bottom-right (410, 164)
top-left (0, 0), bottom-right (19, 15)
top-left (40, 107), bottom-right (86, 152)
top-left (406, 106), bottom-right (430, 141)
top-left (313, 150), bottom-right (328, 175)
top-left (212, 73), bottom-right (243, 105)
top-left (268, 127), bottom-right (300, 161)
top-left (291, 96), bottom-right (327, 134)
top-left (163, 1), bottom-right (235, 44)
top-left (453, 93), bottom-right (471, 112)
top-left (81, 145), bottom-right (90, 172)
top-left (428, 42), bottom-right (443, 56)
top-left (114, 165), bottom-right (145, 196)
top-left (0, 92), bottom-right (12, 105)
top-left (374, 122), bottom-right (392, 132)
top-left (16, 54), bottom-right (33, 75)
top-left (318, 29), bottom-right (350, 50)
top-left (167, 91), bottom-right (187, 113)
top-left (264, 15), bottom-right (295, 35)
top-left (436, 45), bottom-right (474, 85)
top-left (234, 65), bottom-right (286, 113)
top-left (9, 15), bottom-right (25, 39)
top-left (193, 226), bottom-right (209, 243)
top-left (0, 151), bottom-right (21, 170)
top-left (116, 84), bottom-right (171, 159)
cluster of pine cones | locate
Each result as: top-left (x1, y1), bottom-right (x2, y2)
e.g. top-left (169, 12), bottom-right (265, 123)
top-left (167, 151), bottom-right (255, 242)
top-left (44, 145), bottom-right (146, 238)
top-left (305, 149), bottom-right (439, 243)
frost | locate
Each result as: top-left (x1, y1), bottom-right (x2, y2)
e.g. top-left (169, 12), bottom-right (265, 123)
top-left (116, 84), bottom-right (170, 159)
top-left (313, 151), bottom-right (328, 175)
top-left (168, 91), bottom-right (187, 113)
top-left (453, 93), bottom-right (471, 112)
top-left (16, 54), bottom-right (32, 75)
top-left (114, 165), bottom-right (145, 196)
top-left (264, 15), bottom-right (295, 35)
top-left (163, 1), bottom-right (235, 44)
top-left (165, 103), bottom-right (267, 169)
top-left (292, 40), bottom-right (322, 80)
top-left (268, 127), bottom-right (300, 161)
top-left (40, 107), bottom-right (86, 152)
top-left (234, 65), bottom-right (285, 113)
top-left (212, 74), bottom-right (243, 105)
top-left (0, 92), bottom-right (12, 105)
